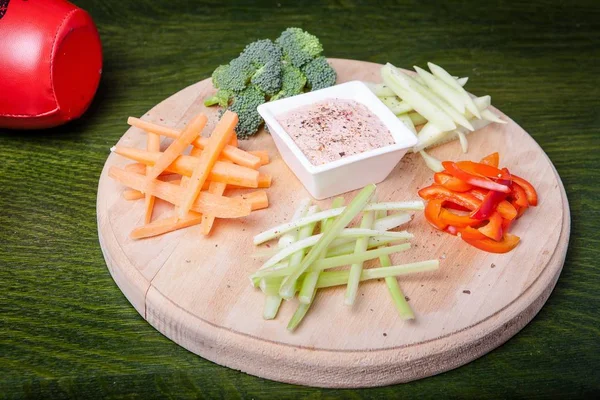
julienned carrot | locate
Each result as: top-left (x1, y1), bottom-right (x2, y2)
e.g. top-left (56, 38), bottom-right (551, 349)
top-left (144, 132), bottom-right (161, 223)
top-left (129, 191), bottom-right (269, 239)
top-left (258, 173), bottom-right (271, 188)
top-left (177, 145), bottom-right (203, 214)
top-left (248, 150), bottom-right (270, 166)
top-left (146, 114), bottom-right (207, 181)
top-left (201, 181), bottom-right (228, 235)
top-left (130, 213), bottom-right (204, 239)
top-left (127, 117), bottom-right (261, 169)
top-left (123, 189), bottom-right (145, 201)
top-left (229, 134), bottom-right (238, 148)
top-left (179, 111), bottom-right (238, 219)
top-left (115, 147), bottom-right (259, 188)
top-left (239, 191), bottom-right (269, 210)
top-left (109, 167), bottom-right (251, 218)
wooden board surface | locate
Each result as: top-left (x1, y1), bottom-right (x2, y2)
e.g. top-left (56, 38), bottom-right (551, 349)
top-left (96, 59), bottom-right (570, 388)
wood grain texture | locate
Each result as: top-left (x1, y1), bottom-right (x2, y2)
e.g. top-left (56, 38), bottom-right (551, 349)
top-left (1, 0), bottom-right (599, 398)
top-left (98, 59), bottom-right (569, 387)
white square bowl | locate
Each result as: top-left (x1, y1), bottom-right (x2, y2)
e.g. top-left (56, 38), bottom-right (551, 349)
top-left (257, 81), bottom-right (418, 200)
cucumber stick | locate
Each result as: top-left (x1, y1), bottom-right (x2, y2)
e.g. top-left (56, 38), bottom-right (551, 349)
top-left (279, 184), bottom-right (377, 299)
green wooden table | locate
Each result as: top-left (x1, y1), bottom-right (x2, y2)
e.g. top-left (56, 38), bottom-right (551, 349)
top-left (1, 0), bottom-right (599, 398)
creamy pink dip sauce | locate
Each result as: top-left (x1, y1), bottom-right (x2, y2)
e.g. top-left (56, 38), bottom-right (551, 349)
top-left (276, 98), bottom-right (395, 166)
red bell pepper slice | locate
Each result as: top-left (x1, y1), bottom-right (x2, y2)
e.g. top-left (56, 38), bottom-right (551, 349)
top-left (480, 152), bottom-right (500, 168)
top-left (434, 172), bottom-right (473, 192)
top-left (455, 161), bottom-right (511, 180)
top-left (462, 233), bottom-right (521, 254)
top-left (446, 225), bottom-right (488, 240)
top-left (510, 183), bottom-right (529, 208)
top-left (512, 175), bottom-right (538, 206)
top-left (418, 185), bottom-right (482, 210)
top-left (439, 208), bottom-right (481, 227)
top-left (443, 161), bottom-right (511, 193)
top-left (497, 200), bottom-right (518, 220)
top-left (444, 202), bottom-right (472, 212)
top-left (424, 199), bottom-right (447, 230)
top-left (477, 212), bottom-right (503, 241)
top-left (501, 217), bottom-right (513, 231)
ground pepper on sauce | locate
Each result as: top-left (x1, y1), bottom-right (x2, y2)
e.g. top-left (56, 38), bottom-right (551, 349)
top-left (276, 98), bottom-right (395, 166)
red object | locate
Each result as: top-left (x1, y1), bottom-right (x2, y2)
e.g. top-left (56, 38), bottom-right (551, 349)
top-left (433, 172), bottom-right (473, 192)
top-left (443, 161), bottom-right (511, 193)
top-left (0, 0), bottom-right (102, 129)
top-left (479, 152), bottom-right (500, 168)
top-left (462, 233), bottom-right (521, 254)
top-left (418, 153), bottom-right (539, 254)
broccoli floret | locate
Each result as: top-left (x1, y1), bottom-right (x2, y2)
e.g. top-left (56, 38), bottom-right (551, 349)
top-left (228, 86), bottom-right (266, 139)
top-left (240, 39), bottom-right (282, 65)
top-left (270, 64), bottom-right (307, 101)
top-left (276, 27), bottom-right (323, 68)
top-left (251, 59), bottom-right (283, 97)
top-left (211, 56), bottom-right (256, 92)
top-left (301, 56), bottom-right (336, 91)
top-left (204, 89), bottom-right (233, 107)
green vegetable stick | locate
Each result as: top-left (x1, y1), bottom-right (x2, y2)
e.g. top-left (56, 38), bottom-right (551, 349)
top-left (298, 197), bottom-right (344, 304)
top-left (414, 65), bottom-right (465, 114)
top-left (345, 208), bottom-right (376, 306)
top-left (263, 295), bottom-right (283, 320)
top-left (428, 62), bottom-right (481, 119)
top-left (279, 206), bottom-right (320, 299)
top-left (316, 260), bottom-right (439, 288)
top-left (397, 114), bottom-right (417, 135)
top-left (254, 243), bottom-right (411, 279)
top-left (279, 184), bottom-right (377, 299)
top-left (253, 201), bottom-right (424, 245)
top-left (259, 229), bottom-right (413, 271)
top-left (376, 210), bottom-right (414, 319)
top-left (399, 68), bottom-right (474, 131)
top-left (419, 150), bottom-right (444, 172)
top-left (380, 96), bottom-right (413, 114)
top-left (262, 199), bottom-right (311, 319)
top-left (382, 64), bottom-right (456, 132)
top-left (287, 294), bottom-right (315, 332)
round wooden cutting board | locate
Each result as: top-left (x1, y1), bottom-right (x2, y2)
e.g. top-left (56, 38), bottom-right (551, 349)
top-left (97, 59), bottom-right (570, 388)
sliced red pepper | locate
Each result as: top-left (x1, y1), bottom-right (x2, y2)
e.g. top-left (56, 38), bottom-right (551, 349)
top-left (424, 199), bottom-right (447, 230)
top-left (501, 217), bottom-right (513, 231)
top-left (480, 152), bottom-right (500, 168)
top-left (454, 226), bottom-right (488, 240)
top-left (462, 233), bottom-right (521, 254)
top-left (443, 161), bottom-right (511, 193)
top-left (512, 175), bottom-right (538, 206)
top-left (477, 212), bottom-right (503, 241)
top-left (444, 202), bottom-right (472, 212)
top-left (469, 188), bottom-right (488, 201)
top-left (418, 185), bottom-right (481, 210)
top-left (497, 200), bottom-right (518, 220)
top-left (455, 161), bottom-right (511, 181)
top-left (511, 183), bottom-right (529, 208)
top-left (434, 172), bottom-right (473, 192)
top-left (439, 208), bottom-right (481, 227)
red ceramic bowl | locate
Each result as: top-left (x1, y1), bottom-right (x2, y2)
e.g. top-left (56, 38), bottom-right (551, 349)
top-left (0, 0), bottom-right (103, 129)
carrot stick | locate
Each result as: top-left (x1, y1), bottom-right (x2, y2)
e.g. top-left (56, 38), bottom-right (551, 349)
top-left (258, 173), bottom-right (271, 188)
top-left (109, 167), bottom-right (251, 218)
top-left (123, 189), bottom-right (145, 201)
top-left (129, 191), bottom-right (269, 239)
top-left (178, 111), bottom-right (238, 219)
top-left (248, 150), bottom-right (269, 166)
top-left (127, 117), bottom-right (261, 169)
top-left (130, 213), bottom-right (204, 239)
top-left (146, 113), bottom-right (207, 182)
top-left (201, 181), bottom-right (228, 235)
top-left (229, 134), bottom-right (238, 148)
top-left (239, 191), bottom-right (269, 210)
top-left (114, 147), bottom-right (259, 188)
top-left (144, 132), bottom-right (161, 223)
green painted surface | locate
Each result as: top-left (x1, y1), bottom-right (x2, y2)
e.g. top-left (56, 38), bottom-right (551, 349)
top-left (1, 0), bottom-right (599, 398)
